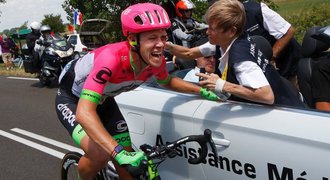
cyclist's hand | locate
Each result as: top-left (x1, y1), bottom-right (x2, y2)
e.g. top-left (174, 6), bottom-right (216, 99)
top-left (200, 88), bottom-right (219, 101)
top-left (114, 147), bottom-right (147, 167)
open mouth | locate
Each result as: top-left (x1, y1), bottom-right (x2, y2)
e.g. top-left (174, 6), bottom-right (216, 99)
top-left (151, 52), bottom-right (162, 58)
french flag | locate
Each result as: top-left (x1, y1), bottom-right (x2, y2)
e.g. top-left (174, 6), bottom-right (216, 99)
top-left (74, 10), bottom-right (83, 26)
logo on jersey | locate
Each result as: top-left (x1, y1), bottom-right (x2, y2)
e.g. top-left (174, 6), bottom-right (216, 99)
top-left (116, 120), bottom-right (128, 132)
top-left (57, 103), bottom-right (76, 127)
top-left (93, 67), bottom-right (112, 84)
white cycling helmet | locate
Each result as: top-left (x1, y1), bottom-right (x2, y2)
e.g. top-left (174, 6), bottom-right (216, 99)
top-left (30, 21), bottom-right (41, 30)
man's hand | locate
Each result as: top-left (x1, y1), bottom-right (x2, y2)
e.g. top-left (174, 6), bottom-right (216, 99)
top-left (197, 73), bottom-right (221, 91)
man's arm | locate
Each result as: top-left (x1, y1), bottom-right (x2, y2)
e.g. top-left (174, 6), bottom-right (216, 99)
top-left (260, 2), bottom-right (295, 63)
top-left (272, 26), bottom-right (295, 60)
top-left (165, 41), bottom-right (203, 59)
top-left (197, 73), bottom-right (274, 105)
top-left (161, 76), bottom-right (219, 101)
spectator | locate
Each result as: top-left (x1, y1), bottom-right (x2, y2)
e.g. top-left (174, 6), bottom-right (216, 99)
top-left (0, 34), bottom-right (15, 70)
top-left (183, 55), bottom-right (216, 83)
top-left (0, 35), bottom-right (2, 63)
top-left (166, 0), bottom-right (304, 107)
top-left (311, 59), bottom-right (330, 111)
top-left (209, 0), bottom-right (302, 86)
top-left (184, 39), bottom-right (216, 83)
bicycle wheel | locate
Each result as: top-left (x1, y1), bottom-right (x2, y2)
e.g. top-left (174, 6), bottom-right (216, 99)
top-left (61, 152), bottom-right (82, 180)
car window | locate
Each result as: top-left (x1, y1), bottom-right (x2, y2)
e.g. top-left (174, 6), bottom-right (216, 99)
top-left (68, 35), bottom-right (77, 45)
top-left (81, 35), bottom-right (106, 49)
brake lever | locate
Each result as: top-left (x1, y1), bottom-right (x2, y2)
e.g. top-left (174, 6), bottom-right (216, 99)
top-left (125, 160), bottom-right (148, 178)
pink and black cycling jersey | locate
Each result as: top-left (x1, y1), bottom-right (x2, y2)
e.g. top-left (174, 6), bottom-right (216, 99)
top-left (59, 41), bottom-right (170, 103)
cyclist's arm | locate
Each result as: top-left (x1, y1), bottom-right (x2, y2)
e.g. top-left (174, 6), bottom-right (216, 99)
top-left (162, 76), bottom-right (202, 94)
top-left (155, 66), bottom-right (201, 94)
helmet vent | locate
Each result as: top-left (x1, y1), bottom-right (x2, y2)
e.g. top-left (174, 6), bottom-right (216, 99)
top-left (154, 10), bottom-right (162, 24)
top-left (134, 16), bottom-right (143, 25)
top-left (162, 10), bottom-right (169, 24)
top-left (145, 11), bottom-right (155, 25)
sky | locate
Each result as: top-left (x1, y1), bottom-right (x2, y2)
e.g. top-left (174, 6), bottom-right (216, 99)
top-left (0, 0), bottom-right (70, 31)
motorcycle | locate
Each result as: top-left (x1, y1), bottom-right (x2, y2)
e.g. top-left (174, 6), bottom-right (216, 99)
top-left (166, 26), bottom-right (209, 71)
top-left (35, 34), bottom-right (74, 86)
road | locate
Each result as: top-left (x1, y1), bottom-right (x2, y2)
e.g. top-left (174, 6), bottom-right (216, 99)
top-left (0, 76), bottom-right (82, 179)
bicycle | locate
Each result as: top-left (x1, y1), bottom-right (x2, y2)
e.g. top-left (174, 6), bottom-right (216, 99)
top-left (60, 129), bottom-right (218, 180)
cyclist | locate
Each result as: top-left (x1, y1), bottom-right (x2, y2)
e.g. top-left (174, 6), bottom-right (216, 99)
top-left (55, 3), bottom-right (219, 180)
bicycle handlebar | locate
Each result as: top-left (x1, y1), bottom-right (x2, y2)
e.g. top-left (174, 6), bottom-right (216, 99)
top-left (125, 129), bottom-right (218, 178)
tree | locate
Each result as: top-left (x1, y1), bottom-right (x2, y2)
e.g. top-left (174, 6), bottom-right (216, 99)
top-left (41, 14), bottom-right (66, 33)
top-left (61, 0), bottom-right (276, 41)
top-left (62, 0), bottom-right (155, 41)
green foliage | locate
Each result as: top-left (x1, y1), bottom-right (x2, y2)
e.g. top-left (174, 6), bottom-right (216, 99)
top-left (61, 0), bottom-right (330, 44)
top-left (282, 3), bottom-right (330, 43)
top-left (41, 14), bottom-right (66, 33)
top-left (191, 0), bottom-right (208, 23)
top-left (62, 0), bottom-right (154, 42)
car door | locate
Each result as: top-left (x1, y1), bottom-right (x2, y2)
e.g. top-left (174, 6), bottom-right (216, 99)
top-left (115, 84), bottom-right (207, 180)
top-left (192, 101), bottom-right (330, 180)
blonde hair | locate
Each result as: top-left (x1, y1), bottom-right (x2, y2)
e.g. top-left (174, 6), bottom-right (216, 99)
top-left (206, 0), bottom-right (246, 35)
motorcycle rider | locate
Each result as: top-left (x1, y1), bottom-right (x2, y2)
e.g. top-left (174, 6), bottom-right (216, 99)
top-left (34, 25), bottom-right (52, 69)
top-left (26, 21), bottom-right (41, 72)
top-left (170, 0), bottom-right (209, 69)
top-left (171, 0), bottom-right (208, 48)
top-left (55, 3), bottom-right (219, 180)
top-left (26, 21), bottom-right (41, 55)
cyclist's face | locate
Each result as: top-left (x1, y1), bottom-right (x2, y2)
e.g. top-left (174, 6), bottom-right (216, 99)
top-left (139, 29), bottom-right (168, 67)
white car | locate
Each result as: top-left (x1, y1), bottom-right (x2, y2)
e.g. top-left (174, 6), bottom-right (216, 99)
top-left (67, 33), bottom-right (88, 57)
top-left (67, 19), bottom-right (111, 58)
top-left (114, 68), bottom-right (330, 180)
